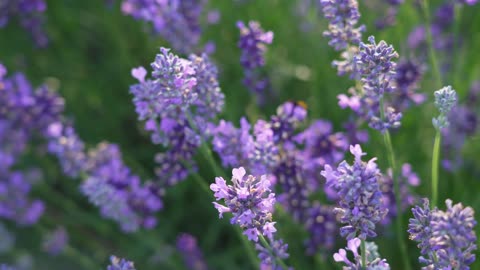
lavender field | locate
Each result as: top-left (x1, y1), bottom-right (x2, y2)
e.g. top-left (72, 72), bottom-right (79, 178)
top-left (1, 0), bottom-right (480, 269)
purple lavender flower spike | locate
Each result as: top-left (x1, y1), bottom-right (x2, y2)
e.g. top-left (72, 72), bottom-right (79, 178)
top-left (130, 48), bottom-right (224, 185)
top-left (0, 0), bottom-right (48, 47)
top-left (107, 255), bottom-right (136, 270)
top-left (0, 264), bottom-right (15, 270)
top-left (322, 145), bottom-right (387, 240)
top-left (176, 233), bottom-right (208, 270)
top-left (210, 167), bottom-right (276, 242)
top-left (320, 0), bottom-right (365, 51)
top-left (353, 36), bottom-right (401, 133)
top-left (42, 226), bottom-right (68, 256)
top-left (333, 238), bottom-right (390, 269)
top-left (409, 198), bottom-right (477, 269)
top-left (355, 36), bottom-right (399, 96)
top-left (237, 21), bottom-right (274, 105)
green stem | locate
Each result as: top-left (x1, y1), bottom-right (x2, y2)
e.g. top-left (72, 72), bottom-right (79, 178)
top-left (379, 99), bottom-right (411, 270)
top-left (431, 131), bottom-right (441, 207)
top-left (420, 0), bottom-right (443, 89)
top-left (361, 240), bottom-right (366, 270)
top-left (259, 235), bottom-right (289, 270)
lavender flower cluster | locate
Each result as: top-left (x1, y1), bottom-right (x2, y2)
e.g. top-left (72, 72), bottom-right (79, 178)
top-left (409, 199), bottom-right (477, 269)
top-left (130, 47), bottom-right (224, 186)
top-left (322, 145), bottom-right (387, 240)
top-left (210, 167), bottom-right (290, 269)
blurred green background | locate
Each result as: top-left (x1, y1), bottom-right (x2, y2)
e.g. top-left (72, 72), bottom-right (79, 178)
top-left (1, 0), bottom-right (480, 269)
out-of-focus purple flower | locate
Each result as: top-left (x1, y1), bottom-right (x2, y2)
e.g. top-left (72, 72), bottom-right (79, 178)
top-left (442, 84), bottom-right (478, 171)
top-left (434, 3), bottom-right (454, 28)
top-left (176, 233), bottom-right (208, 270)
top-left (380, 164), bottom-right (420, 225)
top-left (375, 7), bottom-right (398, 30)
top-left (0, 170), bottom-right (45, 225)
top-left (207, 10), bottom-right (220, 24)
top-left (42, 226), bottom-right (68, 256)
top-left (433, 85), bottom-right (457, 130)
top-left (322, 145), bottom-right (387, 240)
top-left (296, 120), bottom-right (349, 172)
top-left (391, 58), bottom-right (425, 111)
top-left (274, 153), bottom-right (310, 222)
top-left (270, 101), bottom-right (307, 145)
top-left (0, 264), bottom-right (15, 270)
top-left (130, 48), bottom-right (224, 185)
top-left (46, 123), bottom-right (87, 178)
top-left (409, 198), bottom-right (477, 269)
top-left (333, 238), bottom-right (390, 269)
top-left (237, 21), bottom-right (274, 105)
top-left (249, 120), bottom-right (279, 175)
top-left (457, 0), bottom-right (478, 5)
top-left (342, 119), bottom-right (369, 145)
top-left (212, 118), bottom-right (253, 168)
top-left (319, 0), bottom-right (365, 51)
top-left (121, 0), bottom-right (207, 53)
top-left (304, 203), bottom-right (338, 255)
top-left (0, 222), bottom-right (14, 254)
top-left (0, 0), bottom-right (48, 47)
top-left (212, 118), bottom-right (278, 176)
top-left (82, 143), bottom-right (163, 232)
top-left (210, 167), bottom-right (276, 242)
top-left (107, 255), bottom-right (136, 270)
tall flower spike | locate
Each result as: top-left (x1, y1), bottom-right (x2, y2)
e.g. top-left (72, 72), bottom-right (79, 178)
top-left (320, 0), bottom-right (365, 51)
top-left (210, 167), bottom-right (290, 269)
top-left (321, 145), bottom-right (387, 240)
top-left (433, 85), bottom-right (457, 130)
top-left (130, 49), bottom-right (224, 185)
top-left (210, 167), bottom-right (276, 242)
top-left (353, 36), bottom-right (401, 132)
top-left (408, 198), bottom-right (477, 269)
top-left (176, 233), bottom-right (208, 270)
top-left (237, 21), bottom-right (274, 105)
